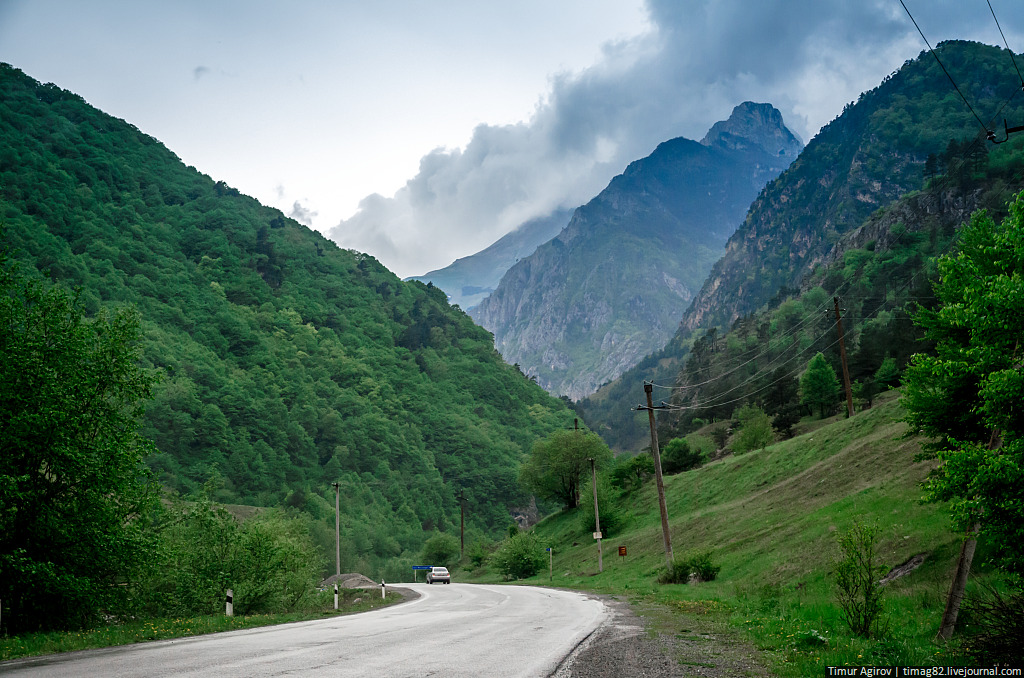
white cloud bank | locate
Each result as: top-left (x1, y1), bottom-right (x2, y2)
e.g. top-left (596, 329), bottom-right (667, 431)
top-left (329, 0), bottom-right (1024, 278)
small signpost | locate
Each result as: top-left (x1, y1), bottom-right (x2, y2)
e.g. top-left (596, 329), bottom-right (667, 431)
top-left (412, 565), bottom-right (431, 582)
top-left (546, 547), bottom-right (553, 581)
top-left (618, 545), bottom-right (627, 562)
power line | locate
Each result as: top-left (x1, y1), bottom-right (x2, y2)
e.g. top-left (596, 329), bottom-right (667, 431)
top-left (898, 0), bottom-right (993, 139)
top-left (986, 0), bottom-right (1024, 89)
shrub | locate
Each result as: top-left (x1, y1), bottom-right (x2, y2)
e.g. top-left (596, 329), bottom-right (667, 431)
top-left (611, 452), bottom-right (654, 492)
top-left (578, 474), bottom-right (625, 538)
top-left (490, 531), bottom-right (546, 580)
top-left (658, 551), bottom-right (720, 584)
top-left (832, 520), bottom-right (887, 638)
top-left (420, 532), bottom-right (461, 569)
top-left (662, 438), bottom-right (705, 474)
top-left (963, 586), bottom-right (1024, 664)
top-left (732, 404), bottom-right (775, 454)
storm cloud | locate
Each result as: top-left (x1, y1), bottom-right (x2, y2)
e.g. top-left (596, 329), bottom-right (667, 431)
top-left (330, 0), bottom-right (1024, 278)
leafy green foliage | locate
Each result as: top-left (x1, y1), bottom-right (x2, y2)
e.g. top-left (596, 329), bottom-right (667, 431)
top-left (577, 474), bottom-right (625, 538)
top-left (519, 429), bottom-right (613, 509)
top-left (0, 251), bottom-right (160, 634)
top-left (0, 63), bottom-right (576, 578)
top-left (141, 490), bottom-right (324, 617)
top-left (490, 531), bottom-right (546, 580)
top-left (420, 532), bottom-right (461, 569)
top-left (661, 437), bottom-right (705, 473)
top-left (801, 353), bottom-right (840, 419)
top-left (902, 195), bottom-right (1024, 575)
top-left (610, 452), bottom-right (654, 493)
top-left (658, 551), bottom-right (720, 584)
top-left (731, 404), bottom-right (775, 454)
top-left (832, 520), bottom-right (887, 638)
top-left (963, 586), bottom-right (1024, 664)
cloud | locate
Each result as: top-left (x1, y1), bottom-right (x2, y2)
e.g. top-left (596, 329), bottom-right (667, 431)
top-left (330, 0), bottom-right (1023, 278)
top-left (193, 65), bottom-right (210, 81)
top-left (288, 200), bottom-right (318, 227)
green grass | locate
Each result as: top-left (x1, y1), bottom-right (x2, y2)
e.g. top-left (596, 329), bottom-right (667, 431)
top-left (482, 392), bottom-right (1002, 675)
top-left (0, 589), bottom-right (402, 662)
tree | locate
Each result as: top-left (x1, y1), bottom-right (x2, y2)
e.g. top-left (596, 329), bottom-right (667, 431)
top-left (519, 429), bottom-right (613, 509)
top-left (420, 531), bottom-right (461, 569)
top-left (902, 195), bottom-right (1024, 637)
top-left (800, 352), bottom-right (840, 418)
top-left (0, 254), bottom-right (160, 633)
top-left (611, 452), bottom-right (654, 492)
top-left (490, 531), bottom-right (546, 580)
top-left (732, 404), bottom-right (775, 454)
top-left (661, 438), bottom-right (704, 474)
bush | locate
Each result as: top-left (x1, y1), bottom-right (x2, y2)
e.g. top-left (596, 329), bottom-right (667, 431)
top-left (420, 532), bottom-right (461, 569)
top-left (963, 586), bottom-right (1024, 664)
top-left (658, 551), bottom-right (720, 584)
top-left (490, 531), bottom-right (546, 580)
top-left (732, 404), bottom-right (775, 454)
top-left (611, 453), bottom-right (654, 492)
top-left (832, 520), bottom-right (887, 638)
top-left (577, 474), bottom-right (626, 538)
top-left (662, 438), bottom-right (705, 474)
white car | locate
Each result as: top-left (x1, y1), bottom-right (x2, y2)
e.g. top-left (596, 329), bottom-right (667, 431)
top-left (425, 566), bottom-right (451, 584)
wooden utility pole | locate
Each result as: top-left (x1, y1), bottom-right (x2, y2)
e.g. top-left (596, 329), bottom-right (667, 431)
top-left (332, 482), bottom-right (341, 577)
top-left (590, 457), bottom-right (603, 573)
top-left (458, 492), bottom-right (465, 559)
top-left (833, 297), bottom-right (855, 418)
top-left (638, 382), bottom-right (674, 568)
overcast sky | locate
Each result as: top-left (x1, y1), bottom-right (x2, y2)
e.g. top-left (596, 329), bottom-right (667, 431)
top-left (2, 1), bottom-right (1022, 278)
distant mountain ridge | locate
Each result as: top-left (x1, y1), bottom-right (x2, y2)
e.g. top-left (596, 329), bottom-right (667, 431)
top-left (472, 102), bottom-right (802, 399)
top-left (407, 208), bottom-right (572, 310)
top-left (578, 40), bottom-right (1024, 451)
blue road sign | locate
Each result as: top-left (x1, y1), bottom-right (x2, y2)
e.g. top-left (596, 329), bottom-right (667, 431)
top-left (412, 565), bottom-right (432, 570)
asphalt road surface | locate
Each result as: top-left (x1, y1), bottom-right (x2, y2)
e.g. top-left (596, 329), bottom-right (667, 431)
top-left (0, 583), bottom-right (608, 678)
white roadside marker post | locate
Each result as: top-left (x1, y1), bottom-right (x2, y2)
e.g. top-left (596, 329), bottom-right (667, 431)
top-left (381, 580), bottom-right (386, 600)
top-left (334, 583), bottom-right (339, 610)
top-left (226, 589), bottom-right (233, 617)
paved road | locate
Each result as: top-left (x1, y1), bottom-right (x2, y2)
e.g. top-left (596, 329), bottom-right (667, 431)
top-left (0, 584), bottom-right (607, 677)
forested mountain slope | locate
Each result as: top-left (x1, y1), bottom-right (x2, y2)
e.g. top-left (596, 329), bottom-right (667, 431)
top-left (579, 41), bottom-right (1024, 450)
top-left (679, 41), bottom-right (1024, 334)
top-left (0, 63), bottom-right (575, 573)
top-left (472, 102), bottom-right (801, 400)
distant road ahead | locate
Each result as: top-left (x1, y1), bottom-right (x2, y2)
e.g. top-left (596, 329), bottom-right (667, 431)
top-left (0, 584), bottom-right (607, 678)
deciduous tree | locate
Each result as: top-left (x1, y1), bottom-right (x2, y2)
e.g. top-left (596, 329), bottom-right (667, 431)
top-left (519, 429), bottom-right (612, 509)
top-left (0, 254), bottom-right (159, 633)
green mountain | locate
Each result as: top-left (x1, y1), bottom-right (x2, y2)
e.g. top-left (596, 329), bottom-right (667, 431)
top-left (579, 40), bottom-right (1024, 450)
top-left (407, 208), bottom-right (571, 311)
top-left (0, 63), bottom-right (576, 575)
top-left (679, 41), bottom-right (1024, 334)
top-left (472, 102), bottom-right (802, 400)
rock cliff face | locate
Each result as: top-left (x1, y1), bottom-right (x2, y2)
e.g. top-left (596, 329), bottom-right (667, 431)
top-left (471, 102), bottom-right (802, 399)
top-left (676, 42), bottom-right (1015, 336)
top-left (407, 209), bottom-right (572, 311)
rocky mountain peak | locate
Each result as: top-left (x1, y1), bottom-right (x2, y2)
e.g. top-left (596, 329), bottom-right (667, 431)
top-left (700, 101), bottom-right (803, 159)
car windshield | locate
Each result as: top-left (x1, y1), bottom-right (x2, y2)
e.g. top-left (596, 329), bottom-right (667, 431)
top-left (432, 567), bottom-right (448, 574)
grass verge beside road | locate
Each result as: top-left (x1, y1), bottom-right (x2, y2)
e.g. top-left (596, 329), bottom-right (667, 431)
top-left (0, 589), bottom-right (404, 662)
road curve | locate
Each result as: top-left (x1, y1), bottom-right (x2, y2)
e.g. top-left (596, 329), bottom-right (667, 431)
top-left (0, 584), bottom-right (607, 678)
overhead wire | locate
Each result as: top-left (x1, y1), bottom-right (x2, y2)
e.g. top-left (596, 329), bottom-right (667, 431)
top-left (898, 0), bottom-right (993, 138)
top-left (986, 0), bottom-right (1024, 89)
top-left (642, 8), bottom-right (1024, 412)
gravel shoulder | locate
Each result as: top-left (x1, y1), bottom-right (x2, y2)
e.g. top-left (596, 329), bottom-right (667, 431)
top-left (553, 594), bottom-right (774, 678)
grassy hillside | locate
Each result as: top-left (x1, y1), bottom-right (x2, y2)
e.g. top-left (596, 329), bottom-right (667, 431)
top-left (491, 394), bottom-right (1003, 672)
top-left (0, 62), bottom-right (575, 578)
